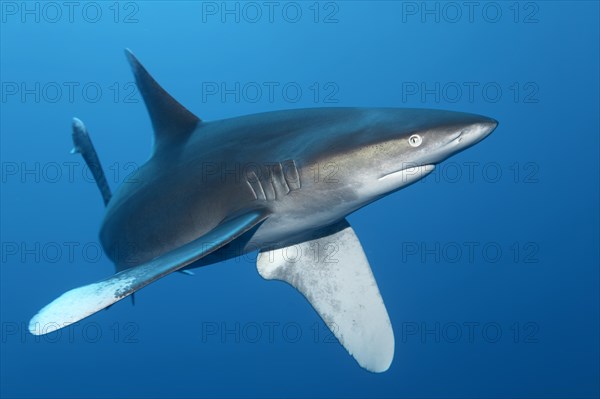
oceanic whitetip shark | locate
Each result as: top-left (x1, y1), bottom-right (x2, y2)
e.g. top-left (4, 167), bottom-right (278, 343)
top-left (29, 49), bottom-right (498, 372)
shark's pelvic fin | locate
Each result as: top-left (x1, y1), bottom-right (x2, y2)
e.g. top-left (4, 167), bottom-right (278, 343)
top-left (71, 118), bottom-right (112, 206)
top-left (257, 219), bottom-right (395, 373)
top-left (124, 49), bottom-right (200, 152)
top-left (29, 209), bottom-right (269, 335)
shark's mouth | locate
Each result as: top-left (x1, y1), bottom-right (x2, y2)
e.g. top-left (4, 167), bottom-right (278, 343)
top-left (450, 130), bottom-right (465, 145)
top-left (378, 164), bottom-right (436, 183)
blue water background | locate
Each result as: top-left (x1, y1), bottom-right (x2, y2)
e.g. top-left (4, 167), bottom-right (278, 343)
top-left (1, 1), bottom-right (598, 398)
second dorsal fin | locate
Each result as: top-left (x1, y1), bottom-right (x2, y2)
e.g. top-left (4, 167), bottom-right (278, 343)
top-left (125, 49), bottom-right (200, 152)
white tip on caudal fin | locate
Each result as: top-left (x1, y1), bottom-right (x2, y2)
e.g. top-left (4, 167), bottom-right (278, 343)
top-left (257, 219), bottom-right (395, 373)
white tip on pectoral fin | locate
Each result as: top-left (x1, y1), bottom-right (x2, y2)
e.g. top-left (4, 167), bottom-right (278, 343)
top-left (257, 219), bottom-right (394, 373)
top-left (29, 276), bottom-right (135, 335)
top-left (30, 209), bottom-right (269, 336)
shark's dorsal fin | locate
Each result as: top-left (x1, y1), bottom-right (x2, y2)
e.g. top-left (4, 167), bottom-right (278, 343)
top-left (124, 49), bottom-right (200, 152)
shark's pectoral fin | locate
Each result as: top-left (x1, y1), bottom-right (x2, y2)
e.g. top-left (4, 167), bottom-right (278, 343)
top-left (29, 209), bottom-right (269, 336)
top-left (257, 219), bottom-right (394, 373)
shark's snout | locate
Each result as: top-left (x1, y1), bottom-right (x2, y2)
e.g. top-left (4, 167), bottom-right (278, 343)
top-left (478, 118), bottom-right (499, 138)
top-left (462, 118), bottom-right (498, 146)
top-left (403, 114), bottom-right (498, 169)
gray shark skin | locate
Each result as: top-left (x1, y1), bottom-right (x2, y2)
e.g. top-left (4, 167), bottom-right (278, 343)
top-left (29, 50), bottom-right (498, 373)
top-left (103, 107), bottom-right (497, 271)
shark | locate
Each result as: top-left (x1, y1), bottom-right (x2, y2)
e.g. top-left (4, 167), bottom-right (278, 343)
top-left (28, 49), bottom-right (498, 373)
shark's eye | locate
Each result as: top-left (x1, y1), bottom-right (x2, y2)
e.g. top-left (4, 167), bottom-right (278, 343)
top-left (408, 134), bottom-right (422, 147)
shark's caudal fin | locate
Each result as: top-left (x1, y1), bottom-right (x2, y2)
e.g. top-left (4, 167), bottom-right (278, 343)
top-left (29, 209), bottom-right (269, 335)
top-left (257, 219), bottom-right (394, 373)
top-left (124, 49), bottom-right (200, 153)
top-left (71, 118), bottom-right (112, 206)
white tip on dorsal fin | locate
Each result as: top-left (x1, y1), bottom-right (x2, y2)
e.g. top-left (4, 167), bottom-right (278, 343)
top-left (124, 49), bottom-right (200, 152)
